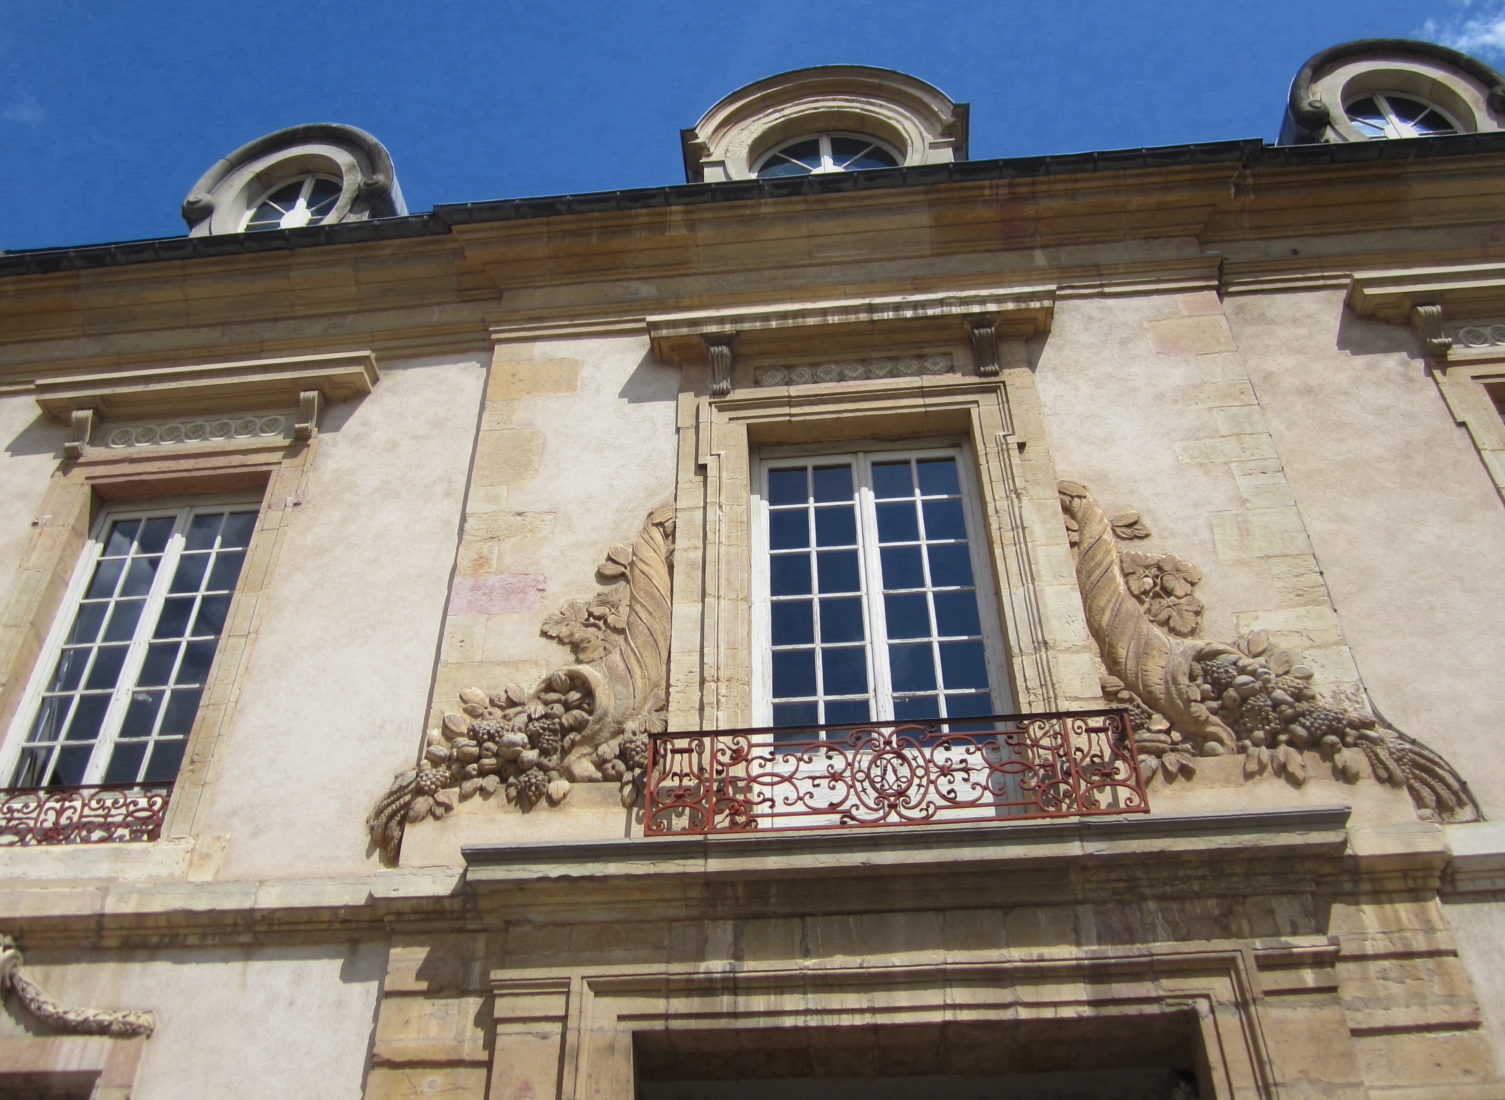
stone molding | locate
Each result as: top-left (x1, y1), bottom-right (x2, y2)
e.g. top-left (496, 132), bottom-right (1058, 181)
top-left (99, 411), bottom-right (293, 451)
top-left (0, 934), bottom-right (153, 1038)
top-left (753, 353), bottom-right (952, 387)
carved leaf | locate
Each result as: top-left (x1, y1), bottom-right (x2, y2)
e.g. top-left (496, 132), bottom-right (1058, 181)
top-left (1243, 745), bottom-right (1269, 778)
top-left (541, 599), bottom-right (590, 640)
top-left (407, 795), bottom-right (434, 823)
top-left (572, 630), bottom-right (615, 663)
top-left (1163, 596), bottom-right (1204, 638)
top-left (1239, 631), bottom-right (1270, 658)
top-left (1110, 511), bottom-right (1152, 540)
top-left (1278, 744), bottom-right (1307, 785)
top-left (1156, 555), bottom-right (1202, 595)
top-left (597, 542), bottom-right (634, 578)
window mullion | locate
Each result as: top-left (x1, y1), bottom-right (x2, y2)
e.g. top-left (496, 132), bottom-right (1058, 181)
top-left (854, 454), bottom-right (893, 721)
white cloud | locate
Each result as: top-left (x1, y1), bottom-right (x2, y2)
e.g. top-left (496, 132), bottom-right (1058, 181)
top-left (1419, 2), bottom-right (1505, 59)
top-left (1, 91), bottom-right (41, 125)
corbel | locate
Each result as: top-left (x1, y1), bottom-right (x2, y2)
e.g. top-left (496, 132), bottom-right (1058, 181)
top-left (295, 388), bottom-right (324, 441)
top-left (704, 333), bottom-right (737, 397)
top-left (64, 408), bottom-right (95, 460)
top-left (1411, 304), bottom-right (1451, 359)
top-left (968, 317), bottom-right (1000, 376)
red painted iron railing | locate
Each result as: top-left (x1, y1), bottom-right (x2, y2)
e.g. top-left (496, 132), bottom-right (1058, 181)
top-left (644, 709), bottom-right (1147, 836)
top-left (0, 784), bottom-right (171, 845)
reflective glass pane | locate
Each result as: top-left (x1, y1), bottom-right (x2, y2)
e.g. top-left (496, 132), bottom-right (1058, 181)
top-left (103, 740), bottom-right (149, 785)
top-left (772, 702), bottom-right (819, 731)
top-left (137, 642), bottom-right (179, 687)
top-left (875, 501), bottom-right (919, 543)
top-left (893, 695), bottom-right (941, 721)
top-left (759, 159), bottom-right (813, 179)
top-left (185, 512), bottom-right (224, 551)
top-left (879, 545), bottom-right (925, 589)
top-left (85, 557), bottom-right (124, 599)
top-left (221, 512), bottom-right (257, 549)
top-left (813, 506), bottom-right (856, 546)
top-left (767, 467), bottom-right (808, 506)
top-left (144, 737), bottom-right (186, 783)
top-left (883, 592), bottom-right (930, 639)
top-left (65, 694), bottom-right (109, 741)
top-left (888, 642), bottom-right (937, 692)
top-left (102, 599), bottom-right (145, 643)
top-left (137, 517), bottom-right (175, 554)
top-left (176, 641), bottom-right (218, 686)
top-left (772, 648), bottom-right (817, 698)
top-left (944, 692), bottom-right (994, 719)
top-left (84, 646), bottom-right (127, 691)
top-left (49, 648), bottom-right (88, 693)
top-left (50, 744), bottom-right (91, 786)
top-left (119, 556), bottom-right (160, 598)
top-left (160, 688), bottom-right (203, 735)
top-left (818, 597), bottom-right (865, 644)
top-left (927, 544), bottom-right (975, 587)
top-left (26, 697), bottom-right (67, 743)
top-left (169, 553), bottom-right (209, 594)
top-left (153, 596), bottom-right (195, 640)
top-left (816, 550), bottom-right (860, 594)
top-left (811, 465), bottom-right (853, 502)
top-left (771, 601), bottom-right (814, 646)
top-left (192, 595), bottom-right (231, 635)
top-left (768, 509), bottom-right (809, 550)
top-left (939, 640), bottom-right (991, 690)
top-left (119, 690), bottom-right (165, 737)
top-left (921, 498), bottom-right (967, 540)
top-left (208, 551), bottom-right (247, 591)
top-left (103, 520), bottom-right (140, 557)
top-left (11, 746), bottom-right (50, 787)
top-left (821, 647), bottom-right (868, 696)
top-left (824, 698), bottom-right (871, 725)
top-left (66, 602), bottom-right (108, 645)
top-left (871, 461), bottom-right (913, 499)
top-left (932, 590), bottom-right (982, 637)
top-left (770, 554), bottom-right (811, 596)
top-left (916, 458), bottom-right (961, 495)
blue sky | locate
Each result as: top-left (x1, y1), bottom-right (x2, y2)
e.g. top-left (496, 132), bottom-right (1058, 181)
top-left (2, 0), bottom-right (1501, 252)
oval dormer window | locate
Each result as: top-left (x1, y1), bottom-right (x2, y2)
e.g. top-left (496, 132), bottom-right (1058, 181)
top-left (242, 176), bottom-right (343, 231)
top-left (1344, 93), bottom-right (1460, 138)
top-left (754, 133), bottom-right (901, 178)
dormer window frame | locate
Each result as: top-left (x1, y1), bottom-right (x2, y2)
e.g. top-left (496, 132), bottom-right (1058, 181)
top-left (752, 131), bottom-right (902, 178)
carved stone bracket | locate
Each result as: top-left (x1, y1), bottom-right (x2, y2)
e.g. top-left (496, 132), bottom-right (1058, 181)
top-left (295, 388), bottom-right (323, 441)
top-left (1059, 480), bottom-right (1480, 823)
top-left (1411, 304), bottom-right (1451, 358)
top-left (968, 318), bottom-right (1000, 376)
top-left (0, 934), bottom-right (154, 1038)
top-left (64, 408), bottom-right (95, 460)
top-left (704, 333), bottom-right (736, 397)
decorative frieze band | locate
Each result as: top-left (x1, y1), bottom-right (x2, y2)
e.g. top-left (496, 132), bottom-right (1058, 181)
top-left (755, 354), bottom-right (953, 387)
top-left (102, 413), bottom-right (292, 451)
top-left (1449, 320), bottom-right (1505, 349)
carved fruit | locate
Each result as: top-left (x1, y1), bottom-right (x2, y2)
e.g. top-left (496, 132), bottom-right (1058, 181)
top-left (516, 768), bottom-right (549, 805)
top-left (620, 728), bottom-right (650, 770)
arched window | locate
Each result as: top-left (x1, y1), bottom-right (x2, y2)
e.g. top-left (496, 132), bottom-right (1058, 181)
top-left (242, 176), bottom-right (343, 231)
top-left (754, 134), bottom-right (900, 178)
top-left (1344, 93), bottom-right (1460, 139)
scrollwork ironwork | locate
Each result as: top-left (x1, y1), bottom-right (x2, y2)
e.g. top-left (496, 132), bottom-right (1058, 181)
top-left (0, 785), bottom-right (171, 846)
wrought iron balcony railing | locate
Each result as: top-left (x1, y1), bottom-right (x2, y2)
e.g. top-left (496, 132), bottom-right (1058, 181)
top-left (644, 709), bottom-right (1147, 836)
top-left (0, 784), bottom-right (171, 846)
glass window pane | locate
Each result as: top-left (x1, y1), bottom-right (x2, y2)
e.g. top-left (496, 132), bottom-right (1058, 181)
top-left (768, 509), bottom-right (809, 550)
top-left (813, 506), bottom-right (856, 546)
top-left (143, 737), bottom-right (186, 783)
top-left (137, 517), bottom-right (175, 554)
top-left (771, 601), bottom-right (814, 646)
top-left (944, 692), bottom-right (994, 720)
top-left (169, 553), bottom-right (210, 594)
top-left (825, 699), bottom-right (871, 725)
top-left (26, 696), bottom-right (68, 743)
top-left (772, 702), bottom-right (819, 732)
top-left (220, 512), bottom-right (257, 549)
top-left (84, 645), bottom-right (127, 691)
top-left (772, 648), bottom-right (817, 699)
top-left (192, 595), bottom-right (231, 636)
top-left (153, 596), bottom-right (196, 640)
top-left (175, 641), bottom-right (218, 686)
top-left (770, 554), bottom-right (812, 597)
top-left (66, 602), bottom-right (108, 645)
top-left (137, 642), bottom-right (180, 687)
top-left (921, 498), bottom-right (967, 540)
top-left (818, 597), bottom-right (865, 644)
top-left (207, 551), bottom-right (247, 591)
top-left (103, 520), bottom-right (140, 557)
top-left (932, 589), bottom-right (983, 637)
top-left (927, 544), bottom-right (975, 587)
top-left (939, 640), bottom-right (991, 691)
top-left (65, 694), bottom-right (109, 741)
top-left (821, 647), bottom-right (868, 696)
top-left (871, 461), bottom-right (913, 499)
top-left (883, 592), bottom-right (930, 639)
top-left (85, 557), bottom-right (125, 599)
top-left (185, 513), bottom-right (224, 551)
top-left (11, 746), bottom-right (51, 788)
top-left (102, 599), bottom-right (145, 643)
top-left (119, 690), bottom-right (165, 737)
top-left (816, 550), bottom-right (860, 594)
top-left (894, 695), bottom-right (941, 722)
top-left (811, 465), bottom-right (853, 503)
top-left (916, 458), bottom-right (961, 495)
top-left (160, 688), bottom-right (203, 735)
top-left (102, 740), bottom-right (149, 785)
top-left (50, 744), bottom-right (92, 786)
top-left (119, 556), bottom-right (161, 598)
top-left (48, 648), bottom-right (88, 693)
top-left (875, 501), bottom-right (919, 543)
top-left (888, 642), bottom-right (937, 692)
top-left (879, 545), bottom-right (925, 589)
top-left (767, 467), bottom-right (809, 506)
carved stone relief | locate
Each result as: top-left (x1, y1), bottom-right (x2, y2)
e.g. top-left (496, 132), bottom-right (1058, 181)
top-left (754, 354), bottom-right (952, 387)
top-left (0, 934), bottom-right (154, 1038)
top-left (1059, 481), bottom-right (1480, 822)
top-left (102, 413), bottom-right (292, 450)
top-left (368, 504), bottom-right (674, 861)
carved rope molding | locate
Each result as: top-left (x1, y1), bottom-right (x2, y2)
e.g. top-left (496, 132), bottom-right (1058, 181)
top-left (1058, 480), bottom-right (1480, 823)
top-left (367, 504), bottom-right (675, 862)
top-left (0, 934), bottom-right (154, 1038)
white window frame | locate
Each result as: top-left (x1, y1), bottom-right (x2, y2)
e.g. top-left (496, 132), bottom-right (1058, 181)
top-left (241, 174), bottom-right (343, 231)
top-left (751, 442), bottom-right (1013, 731)
top-left (752, 132), bottom-right (901, 177)
top-left (0, 497), bottom-right (259, 790)
top-left (1343, 92), bottom-right (1461, 139)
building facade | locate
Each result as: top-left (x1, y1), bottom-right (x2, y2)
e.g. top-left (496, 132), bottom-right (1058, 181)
top-left (2, 39), bottom-right (1505, 1099)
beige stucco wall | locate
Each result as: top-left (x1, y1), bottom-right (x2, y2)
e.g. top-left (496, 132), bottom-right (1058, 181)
top-left (0, 394), bottom-right (65, 587)
top-left (1226, 291), bottom-right (1505, 820)
top-left (191, 354), bottom-right (487, 880)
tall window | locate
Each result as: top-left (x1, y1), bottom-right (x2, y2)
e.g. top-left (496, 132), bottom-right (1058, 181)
top-left (757, 448), bottom-right (1010, 731)
top-left (2, 504), bottom-right (256, 790)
